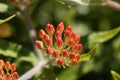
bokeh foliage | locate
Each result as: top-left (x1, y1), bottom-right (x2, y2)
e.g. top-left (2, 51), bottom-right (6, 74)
top-left (0, 0), bottom-right (120, 80)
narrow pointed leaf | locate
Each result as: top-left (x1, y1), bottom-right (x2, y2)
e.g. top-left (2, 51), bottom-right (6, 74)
top-left (0, 39), bottom-right (38, 65)
top-left (80, 44), bottom-right (98, 62)
top-left (111, 70), bottom-right (120, 80)
top-left (88, 27), bottom-right (120, 48)
top-left (0, 14), bottom-right (16, 24)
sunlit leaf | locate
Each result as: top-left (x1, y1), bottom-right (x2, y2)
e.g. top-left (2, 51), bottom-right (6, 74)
top-left (111, 70), bottom-right (120, 80)
top-left (0, 3), bottom-right (8, 12)
top-left (59, 0), bottom-right (104, 6)
top-left (0, 39), bottom-right (38, 65)
top-left (80, 44), bottom-right (98, 62)
top-left (0, 14), bottom-right (16, 24)
top-left (88, 27), bottom-right (120, 48)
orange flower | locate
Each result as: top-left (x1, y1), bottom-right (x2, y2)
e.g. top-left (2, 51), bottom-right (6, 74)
top-left (36, 22), bottom-right (83, 67)
top-left (0, 59), bottom-right (19, 80)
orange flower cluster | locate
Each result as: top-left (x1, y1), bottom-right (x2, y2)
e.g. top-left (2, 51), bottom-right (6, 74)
top-left (0, 59), bottom-right (19, 80)
top-left (36, 22), bottom-right (83, 67)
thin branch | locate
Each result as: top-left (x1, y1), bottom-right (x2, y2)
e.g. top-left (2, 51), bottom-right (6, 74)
top-left (105, 0), bottom-right (120, 10)
top-left (18, 59), bottom-right (54, 80)
top-left (21, 7), bottom-right (44, 61)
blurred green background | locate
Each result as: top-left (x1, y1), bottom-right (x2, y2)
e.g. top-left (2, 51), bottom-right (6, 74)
top-left (0, 0), bottom-right (120, 80)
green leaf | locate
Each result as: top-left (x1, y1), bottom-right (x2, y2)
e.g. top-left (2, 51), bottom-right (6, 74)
top-left (80, 44), bottom-right (98, 62)
top-left (88, 27), bottom-right (120, 48)
top-left (57, 65), bottom-right (79, 80)
top-left (111, 70), bottom-right (120, 80)
top-left (0, 14), bottom-right (16, 24)
top-left (0, 3), bottom-right (8, 12)
top-left (0, 39), bottom-right (38, 65)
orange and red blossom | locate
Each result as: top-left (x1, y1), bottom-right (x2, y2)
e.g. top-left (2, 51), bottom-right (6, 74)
top-left (0, 67), bottom-right (3, 75)
top-left (57, 22), bottom-right (64, 32)
top-left (72, 44), bottom-right (83, 52)
top-left (52, 50), bottom-right (59, 57)
top-left (0, 60), bottom-right (5, 67)
top-left (56, 37), bottom-right (63, 48)
top-left (46, 23), bottom-right (55, 35)
top-left (12, 72), bottom-right (19, 79)
top-left (5, 72), bottom-right (11, 80)
top-left (0, 59), bottom-right (19, 80)
top-left (57, 59), bottom-right (64, 66)
top-left (5, 61), bottom-right (11, 71)
top-left (11, 63), bottom-right (16, 72)
top-left (71, 59), bottom-right (78, 66)
top-left (35, 40), bottom-right (43, 49)
top-left (62, 49), bottom-right (68, 57)
top-left (46, 47), bottom-right (53, 55)
top-left (55, 31), bottom-right (62, 39)
top-left (66, 25), bottom-right (72, 32)
top-left (39, 29), bottom-right (45, 38)
top-left (36, 22), bottom-right (83, 67)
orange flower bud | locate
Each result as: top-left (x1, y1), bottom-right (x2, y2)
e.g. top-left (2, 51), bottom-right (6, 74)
top-left (0, 77), bottom-right (4, 80)
top-left (73, 44), bottom-right (82, 52)
top-left (52, 50), bottom-right (59, 57)
top-left (55, 31), bottom-right (61, 39)
top-left (69, 52), bottom-right (75, 59)
top-left (44, 38), bottom-right (52, 47)
top-left (35, 40), bottom-right (43, 49)
top-left (0, 59), bottom-right (5, 67)
top-left (66, 25), bottom-right (72, 32)
top-left (0, 67), bottom-right (3, 75)
top-left (75, 54), bottom-right (80, 61)
top-left (43, 34), bottom-right (52, 46)
top-left (56, 37), bottom-right (63, 48)
top-left (5, 61), bottom-right (11, 71)
top-left (43, 34), bottom-right (49, 41)
top-left (39, 29), bottom-right (45, 38)
top-left (71, 59), bottom-right (78, 66)
top-left (46, 23), bottom-right (55, 35)
top-left (70, 32), bottom-right (77, 40)
top-left (75, 35), bottom-right (80, 43)
top-left (5, 72), bottom-right (11, 79)
top-left (12, 72), bottom-right (19, 79)
top-left (57, 22), bottom-right (64, 32)
top-left (11, 63), bottom-right (16, 72)
top-left (57, 59), bottom-right (64, 66)
top-left (64, 30), bottom-right (71, 38)
top-left (46, 47), bottom-right (53, 55)
top-left (67, 39), bottom-right (74, 47)
top-left (62, 49), bottom-right (68, 57)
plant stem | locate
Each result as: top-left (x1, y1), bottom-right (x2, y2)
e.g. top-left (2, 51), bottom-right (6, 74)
top-left (18, 59), bottom-right (54, 80)
top-left (21, 7), bottom-right (44, 61)
top-left (105, 0), bottom-right (120, 10)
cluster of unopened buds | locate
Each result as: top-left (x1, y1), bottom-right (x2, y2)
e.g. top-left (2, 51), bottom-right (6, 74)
top-left (0, 59), bottom-right (19, 80)
top-left (35, 22), bottom-right (83, 67)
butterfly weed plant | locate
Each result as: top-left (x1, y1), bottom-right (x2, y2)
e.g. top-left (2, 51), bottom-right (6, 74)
top-left (0, 0), bottom-right (120, 80)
